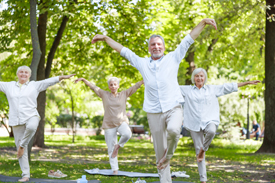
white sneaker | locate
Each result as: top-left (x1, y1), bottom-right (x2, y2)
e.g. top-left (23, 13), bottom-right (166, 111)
top-left (133, 178), bottom-right (146, 183)
top-left (172, 171), bottom-right (190, 178)
top-left (48, 170), bottom-right (67, 178)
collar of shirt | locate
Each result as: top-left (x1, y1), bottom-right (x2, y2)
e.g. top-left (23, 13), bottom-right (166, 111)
top-left (149, 55), bottom-right (164, 63)
top-left (192, 85), bottom-right (206, 90)
top-left (16, 81), bottom-right (30, 87)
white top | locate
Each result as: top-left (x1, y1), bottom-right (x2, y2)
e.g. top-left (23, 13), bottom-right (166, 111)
top-left (0, 76), bottom-right (60, 126)
top-left (180, 83), bottom-right (238, 131)
top-left (120, 34), bottom-right (194, 113)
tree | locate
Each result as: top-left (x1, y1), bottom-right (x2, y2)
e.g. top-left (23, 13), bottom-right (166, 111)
top-left (0, 0), bottom-right (150, 147)
top-left (257, 0), bottom-right (275, 153)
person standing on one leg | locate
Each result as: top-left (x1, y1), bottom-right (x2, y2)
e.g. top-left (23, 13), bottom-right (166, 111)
top-left (0, 65), bottom-right (74, 182)
top-left (75, 77), bottom-right (143, 174)
top-left (180, 68), bottom-right (260, 183)
top-left (91, 18), bottom-right (217, 183)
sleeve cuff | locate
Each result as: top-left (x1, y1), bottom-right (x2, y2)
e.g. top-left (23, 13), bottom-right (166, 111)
top-left (233, 83), bottom-right (238, 92)
top-left (185, 34), bottom-right (195, 44)
top-left (55, 76), bottom-right (61, 83)
top-left (120, 47), bottom-right (128, 57)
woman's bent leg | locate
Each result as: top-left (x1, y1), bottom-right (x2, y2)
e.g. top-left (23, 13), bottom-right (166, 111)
top-left (12, 125), bottom-right (30, 178)
top-left (190, 130), bottom-right (207, 182)
top-left (104, 127), bottom-right (119, 171)
top-left (20, 116), bottom-right (40, 148)
top-left (117, 122), bottom-right (132, 147)
top-left (203, 123), bottom-right (216, 151)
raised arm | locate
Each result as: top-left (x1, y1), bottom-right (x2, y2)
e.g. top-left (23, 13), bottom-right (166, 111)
top-left (91, 34), bottom-right (123, 53)
top-left (75, 78), bottom-right (103, 97)
top-left (74, 78), bottom-right (96, 89)
top-left (190, 18), bottom-right (217, 40)
top-left (59, 74), bottom-right (75, 81)
top-left (125, 80), bottom-right (144, 97)
top-left (237, 80), bottom-right (261, 88)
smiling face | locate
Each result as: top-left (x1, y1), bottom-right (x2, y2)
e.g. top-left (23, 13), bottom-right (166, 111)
top-left (149, 37), bottom-right (165, 60)
top-left (17, 69), bottom-right (31, 84)
top-left (194, 71), bottom-right (205, 88)
top-left (108, 80), bottom-right (119, 94)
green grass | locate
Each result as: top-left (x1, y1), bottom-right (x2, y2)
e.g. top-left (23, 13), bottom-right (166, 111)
top-left (0, 135), bottom-right (275, 183)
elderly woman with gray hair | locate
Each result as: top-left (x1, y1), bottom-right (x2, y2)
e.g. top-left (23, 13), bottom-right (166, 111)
top-left (0, 65), bottom-right (74, 182)
top-left (75, 77), bottom-right (143, 174)
top-left (180, 68), bottom-right (260, 183)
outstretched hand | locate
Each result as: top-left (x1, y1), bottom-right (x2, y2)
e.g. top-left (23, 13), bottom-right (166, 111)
top-left (248, 80), bottom-right (261, 85)
top-left (204, 18), bottom-right (217, 30)
top-left (91, 34), bottom-right (106, 44)
top-left (74, 78), bottom-right (83, 84)
top-left (63, 74), bottom-right (75, 79)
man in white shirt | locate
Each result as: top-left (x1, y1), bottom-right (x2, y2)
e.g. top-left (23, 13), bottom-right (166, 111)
top-left (91, 18), bottom-right (217, 183)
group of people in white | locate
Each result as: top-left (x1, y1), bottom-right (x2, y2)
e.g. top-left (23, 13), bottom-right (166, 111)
top-left (2, 18), bottom-right (259, 183)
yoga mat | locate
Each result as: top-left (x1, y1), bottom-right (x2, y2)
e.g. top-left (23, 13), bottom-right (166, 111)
top-left (85, 169), bottom-right (159, 178)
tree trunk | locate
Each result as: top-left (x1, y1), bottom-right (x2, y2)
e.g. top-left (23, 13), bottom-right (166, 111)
top-left (29, 0), bottom-right (41, 81)
top-left (71, 93), bottom-right (75, 143)
top-left (28, 0), bottom-right (41, 161)
top-left (185, 49), bottom-right (195, 85)
top-left (33, 2), bottom-right (48, 148)
top-left (256, 0), bottom-right (275, 153)
top-left (34, 14), bottom-right (69, 147)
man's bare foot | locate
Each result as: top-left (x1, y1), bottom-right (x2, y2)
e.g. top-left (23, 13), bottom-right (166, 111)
top-left (111, 144), bottom-right (120, 158)
top-left (197, 147), bottom-right (205, 162)
top-left (157, 148), bottom-right (167, 169)
top-left (17, 146), bottom-right (24, 159)
top-left (18, 177), bottom-right (29, 182)
top-left (113, 170), bottom-right (118, 174)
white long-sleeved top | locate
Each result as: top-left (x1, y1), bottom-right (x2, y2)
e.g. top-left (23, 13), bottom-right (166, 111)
top-left (120, 34), bottom-right (194, 113)
top-left (0, 77), bottom-right (60, 126)
top-left (180, 83), bottom-right (238, 132)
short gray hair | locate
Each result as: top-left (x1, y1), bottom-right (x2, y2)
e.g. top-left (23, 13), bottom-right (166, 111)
top-left (191, 68), bottom-right (208, 84)
top-left (148, 34), bottom-right (165, 48)
top-left (16, 65), bottom-right (32, 75)
top-left (107, 77), bottom-right (120, 86)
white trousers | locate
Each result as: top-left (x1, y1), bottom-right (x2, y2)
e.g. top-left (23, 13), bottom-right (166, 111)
top-left (190, 123), bottom-right (217, 182)
top-left (104, 122), bottom-right (132, 171)
top-left (147, 105), bottom-right (183, 183)
top-left (12, 116), bottom-right (40, 178)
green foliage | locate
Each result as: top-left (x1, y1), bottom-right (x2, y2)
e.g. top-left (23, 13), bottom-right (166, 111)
top-left (0, 0), bottom-right (268, 145)
top-left (56, 114), bottom-right (84, 128)
top-left (91, 115), bottom-right (104, 135)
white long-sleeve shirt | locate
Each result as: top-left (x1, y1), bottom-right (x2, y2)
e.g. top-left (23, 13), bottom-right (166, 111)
top-left (0, 76), bottom-right (60, 126)
top-left (180, 83), bottom-right (238, 131)
top-left (120, 34), bottom-right (194, 113)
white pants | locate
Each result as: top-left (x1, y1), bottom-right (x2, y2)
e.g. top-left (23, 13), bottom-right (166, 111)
top-left (104, 122), bottom-right (132, 171)
top-left (147, 105), bottom-right (183, 183)
top-left (12, 116), bottom-right (40, 178)
top-left (190, 123), bottom-right (217, 182)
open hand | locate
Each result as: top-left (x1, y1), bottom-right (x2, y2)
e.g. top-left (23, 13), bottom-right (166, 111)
top-left (249, 80), bottom-right (261, 85)
top-left (74, 78), bottom-right (83, 84)
top-left (63, 74), bottom-right (75, 79)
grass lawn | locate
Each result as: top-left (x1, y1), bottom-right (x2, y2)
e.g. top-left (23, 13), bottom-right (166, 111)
top-left (0, 135), bottom-right (275, 183)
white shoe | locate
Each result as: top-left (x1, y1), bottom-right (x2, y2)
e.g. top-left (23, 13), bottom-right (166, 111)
top-left (48, 170), bottom-right (67, 178)
top-left (172, 171), bottom-right (190, 178)
top-left (134, 178), bottom-right (146, 183)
